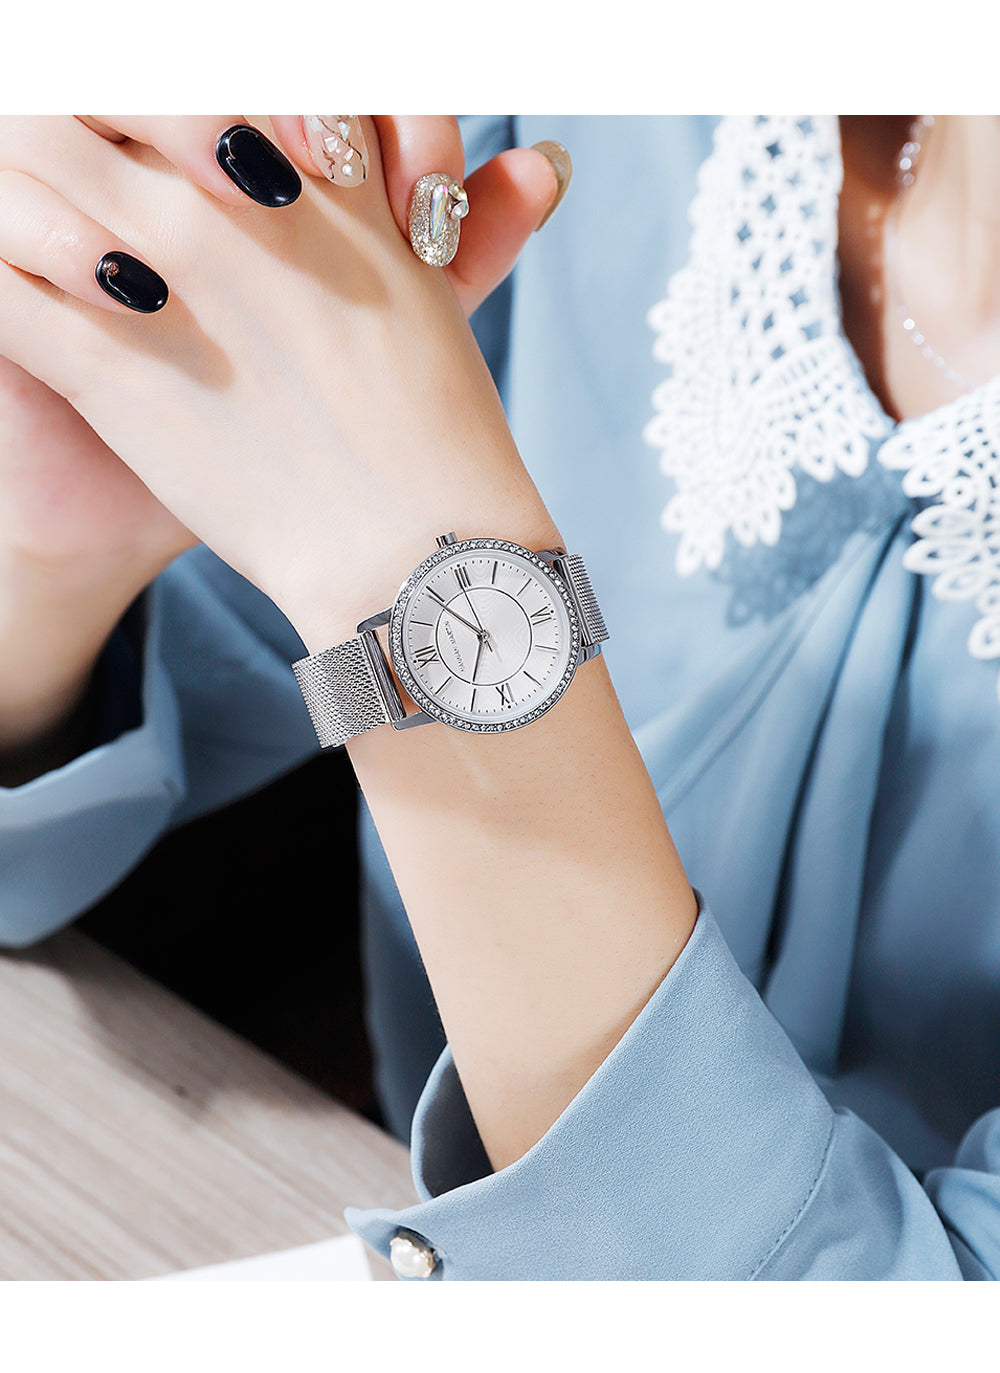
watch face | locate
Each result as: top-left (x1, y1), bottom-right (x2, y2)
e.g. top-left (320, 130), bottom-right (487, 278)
top-left (389, 540), bottom-right (580, 732)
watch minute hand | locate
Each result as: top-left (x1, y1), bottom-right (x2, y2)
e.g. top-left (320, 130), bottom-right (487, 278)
top-left (442, 604), bottom-right (484, 638)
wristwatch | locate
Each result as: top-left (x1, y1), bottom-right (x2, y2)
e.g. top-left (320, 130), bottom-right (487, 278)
top-left (292, 532), bottom-right (609, 747)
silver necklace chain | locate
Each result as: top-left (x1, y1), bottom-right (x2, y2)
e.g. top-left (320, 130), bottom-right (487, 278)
top-left (888, 114), bottom-right (977, 395)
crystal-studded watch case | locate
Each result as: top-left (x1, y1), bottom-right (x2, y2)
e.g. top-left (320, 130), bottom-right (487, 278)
top-left (388, 538), bottom-right (582, 733)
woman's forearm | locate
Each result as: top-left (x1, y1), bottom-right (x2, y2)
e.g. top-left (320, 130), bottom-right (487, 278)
top-left (348, 646), bottom-right (697, 1171)
top-left (287, 446), bottom-right (698, 1173)
top-left (0, 552), bottom-right (143, 784)
top-left (0, 351), bottom-right (191, 786)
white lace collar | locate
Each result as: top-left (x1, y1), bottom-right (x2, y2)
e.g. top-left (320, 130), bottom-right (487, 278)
top-left (644, 114), bottom-right (1000, 695)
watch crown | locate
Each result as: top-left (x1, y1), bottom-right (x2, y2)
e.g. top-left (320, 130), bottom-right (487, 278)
top-left (435, 532), bottom-right (459, 548)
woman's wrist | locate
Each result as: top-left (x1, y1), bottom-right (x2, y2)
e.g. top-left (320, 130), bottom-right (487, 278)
top-left (0, 672), bottom-right (99, 788)
top-left (0, 548), bottom-right (148, 779)
top-left (278, 448), bottom-right (563, 657)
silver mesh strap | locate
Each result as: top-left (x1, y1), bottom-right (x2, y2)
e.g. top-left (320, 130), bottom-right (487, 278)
top-left (561, 553), bottom-right (609, 648)
top-left (292, 634), bottom-right (400, 748)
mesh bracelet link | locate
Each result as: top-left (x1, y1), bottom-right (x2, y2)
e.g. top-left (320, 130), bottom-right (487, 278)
top-left (292, 631), bottom-right (403, 748)
top-left (553, 552), bottom-right (609, 651)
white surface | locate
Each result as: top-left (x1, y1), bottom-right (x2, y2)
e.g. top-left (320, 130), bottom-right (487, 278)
top-left (156, 1233), bottom-right (372, 1281)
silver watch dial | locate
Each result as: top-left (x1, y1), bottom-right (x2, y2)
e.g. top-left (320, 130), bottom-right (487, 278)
top-left (390, 540), bottom-right (580, 732)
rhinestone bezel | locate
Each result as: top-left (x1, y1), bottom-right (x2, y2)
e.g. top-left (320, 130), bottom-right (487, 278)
top-left (389, 538), bottom-right (581, 733)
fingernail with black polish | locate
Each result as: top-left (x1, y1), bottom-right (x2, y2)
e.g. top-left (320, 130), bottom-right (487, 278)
top-left (95, 252), bottom-right (169, 313)
top-left (216, 124), bottom-right (302, 207)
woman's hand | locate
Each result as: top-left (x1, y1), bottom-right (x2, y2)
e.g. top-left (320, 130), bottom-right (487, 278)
top-left (0, 116), bottom-right (562, 652)
top-left (76, 115), bottom-right (565, 318)
top-left (0, 116), bottom-right (564, 776)
top-left (1, 116), bottom-right (559, 576)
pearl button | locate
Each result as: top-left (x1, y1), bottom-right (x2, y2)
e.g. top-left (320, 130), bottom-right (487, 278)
top-left (389, 1230), bottom-right (439, 1279)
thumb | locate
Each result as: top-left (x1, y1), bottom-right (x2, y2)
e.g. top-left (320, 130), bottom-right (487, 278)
top-left (446, 143), bottom-right (571, 316)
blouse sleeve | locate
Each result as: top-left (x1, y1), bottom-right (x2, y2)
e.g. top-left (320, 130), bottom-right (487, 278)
top-left (348, 900), bottom-right (976, 1279)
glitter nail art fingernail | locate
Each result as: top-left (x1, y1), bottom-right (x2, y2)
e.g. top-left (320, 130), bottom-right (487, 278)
top-left (304, 116), bottom-right (369, 188)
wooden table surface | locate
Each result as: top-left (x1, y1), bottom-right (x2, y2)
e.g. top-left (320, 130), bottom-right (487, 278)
top-left (0, 929), bottom-right (418, 1280)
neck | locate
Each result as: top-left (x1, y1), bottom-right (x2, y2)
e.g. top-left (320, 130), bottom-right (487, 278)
top-left (902, 115), bottom-right (1000, 325)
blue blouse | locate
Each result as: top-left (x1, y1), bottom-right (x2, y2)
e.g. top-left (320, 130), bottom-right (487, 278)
top-left (4, 116), bottom-right (1000, 1279)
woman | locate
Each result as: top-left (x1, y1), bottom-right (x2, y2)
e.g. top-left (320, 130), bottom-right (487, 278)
top-left (1, 115), bottom-right (998, 1279)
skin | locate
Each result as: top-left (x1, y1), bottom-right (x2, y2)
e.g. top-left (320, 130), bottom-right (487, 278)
top-left (1, 116), bottom-right (992, 1171)
top-left (838, 115), bottom-right (1000, 420)
top-left (0, 117), bottom-right (560, 784)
